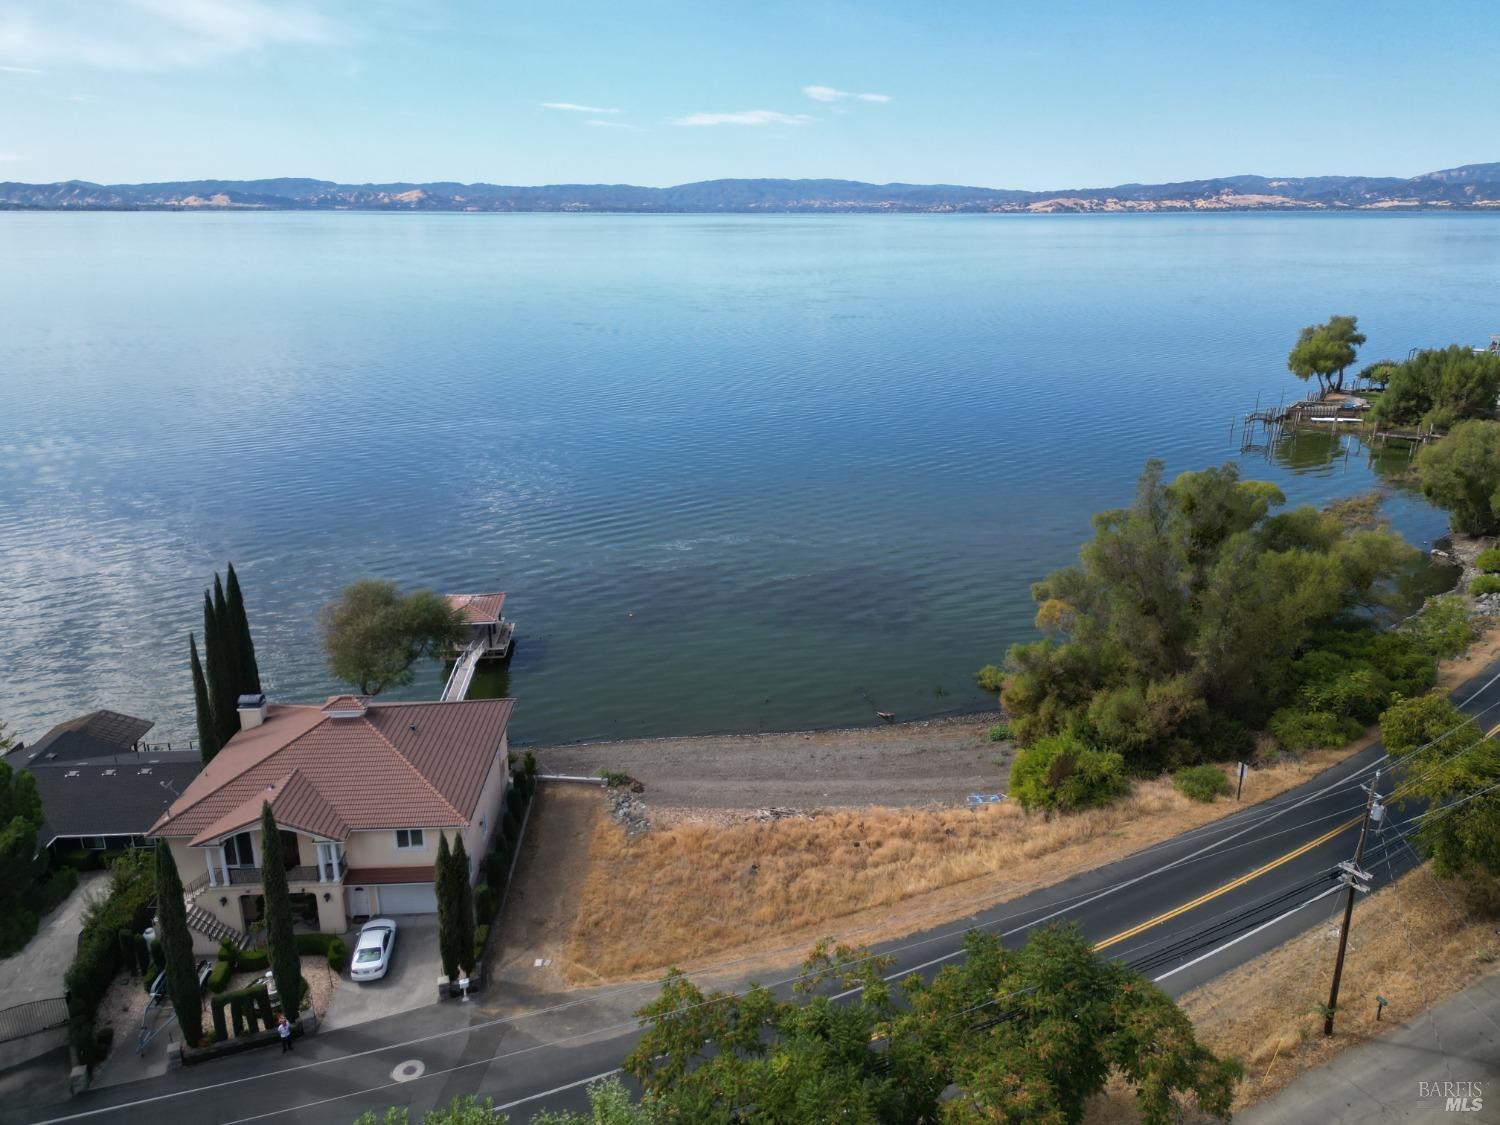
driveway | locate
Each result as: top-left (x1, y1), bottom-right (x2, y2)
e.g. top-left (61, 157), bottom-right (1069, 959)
top-left (0, 871), bottom-right (107, 1005)
top-left (319, 915), bottom-right (441, 1032)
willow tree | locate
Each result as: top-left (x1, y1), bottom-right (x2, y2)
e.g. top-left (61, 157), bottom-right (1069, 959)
top-left (1287, 314), bottom-right (1366, 393)
top-left (320, 580), bottom-right (468, 696)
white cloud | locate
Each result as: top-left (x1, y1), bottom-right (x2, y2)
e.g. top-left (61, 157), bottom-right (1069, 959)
top-left (542, 102), bottom-right (621, 114)
top-left (671, 110), bottom-right (815, 127)
top-left (802, 84), bottom-right (891, 104)
top-left (587, 119), bottom-right (637, 130)
top-left (0, 63), bottom-right (42, 74)
top-left (0, 153), bottom-right (26, 161)
top-left (0, 0), bottom-right (336, 71)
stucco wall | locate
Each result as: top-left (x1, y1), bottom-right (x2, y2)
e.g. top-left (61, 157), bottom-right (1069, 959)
top-left (343, 826), bottom-right (438, 867)
top-left (459, 735), bottom-right (509, 882)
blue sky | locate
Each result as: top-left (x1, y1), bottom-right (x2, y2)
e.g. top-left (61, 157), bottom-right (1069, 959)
top-left (0, 0), bottom-right (1494, 188)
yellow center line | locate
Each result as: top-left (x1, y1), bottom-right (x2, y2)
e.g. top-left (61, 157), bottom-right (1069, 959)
top-left (1091, 814), bottom-right (1362, 952)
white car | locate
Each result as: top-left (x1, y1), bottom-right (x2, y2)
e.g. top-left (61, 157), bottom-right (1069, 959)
top-left (350, 917), bottom-right (397, 981)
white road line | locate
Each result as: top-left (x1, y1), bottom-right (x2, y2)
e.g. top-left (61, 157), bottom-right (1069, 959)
top-left (1151, 884), bottom-right (1343, 983)
top-left (492, 1068), bottom-right (624, 1111)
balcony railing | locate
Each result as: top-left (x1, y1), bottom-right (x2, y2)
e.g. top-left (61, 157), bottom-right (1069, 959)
top-left (225, 864), bottom-right (327, 886)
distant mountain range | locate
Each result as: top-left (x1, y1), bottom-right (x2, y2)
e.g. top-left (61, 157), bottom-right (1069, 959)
top-left (4, 164), bottom-right (1500, 213)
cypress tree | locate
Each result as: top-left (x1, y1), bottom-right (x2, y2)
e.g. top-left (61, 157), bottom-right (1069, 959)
top-left (225, 563), bottom-right (262, 694)
top-left (259, 803), bottom-right (303, 1015)
top-left (203, 591), bottom-right (233, 747)
top-left (435, 833), bottom-right (459, 981)
top-left (212, 575), bottom-right (242, 738)
top-left (154, 841), bottom-right (204, 1045)
top-left (453, 836), bottom-right (476, 974)
top-left (189, 634), bottom-right (221, 764)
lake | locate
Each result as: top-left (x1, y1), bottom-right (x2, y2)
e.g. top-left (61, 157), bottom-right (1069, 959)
top-left (1, 212), bottom-right (1496, 747)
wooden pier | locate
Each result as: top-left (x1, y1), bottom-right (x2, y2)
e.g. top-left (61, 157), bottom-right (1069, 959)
top-left (439, 592), bottom-right (514, 702)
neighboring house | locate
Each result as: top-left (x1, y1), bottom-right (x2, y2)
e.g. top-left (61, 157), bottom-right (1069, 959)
top-left (149, 692), bottom-right (515, 952)
top-left (3, 709), bottom-right (201, 856)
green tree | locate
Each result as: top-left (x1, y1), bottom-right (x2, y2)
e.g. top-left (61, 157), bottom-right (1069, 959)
top-left (435, 833), bottom-right (460, 981)
top-left (212, 575), bottom-right (242, 734)
top-left (1369, 345), bottom-right (1500, 430)
top-left (995, 459), bottom-right (1416, 772)
top-left (319, 580), bottom-right (468, 696)
top-left (531, 1077), bottom-right (658, 1124)
top-left (189, 633), bottom-right (221, 764)
top-left (259, 803), bottom-right (303, 1014)
top-left (202, 589), bottom-right (237, 747)
top-left (452, 836), bottom-right (476, 975)
top-left (225, 563), bottom-right (263, 695)
top-left (1287, 314), bottom-right (1366, 393)
top-left (626, 941), bottom-right (944, 1123)
top-left (1381, 694), bottom-right (1500, 879)
top-left (153, 841), bottom-right (204, 1044)
top-left (1417, 419), bottom-right (1500, 535)
top-left (908, 925), bottom-right (1239, 1124)
top-left (0, 750), bottom-right (45, 956)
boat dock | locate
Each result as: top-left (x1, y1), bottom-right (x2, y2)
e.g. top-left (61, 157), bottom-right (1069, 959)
top-left (439, 591), bottom-right (515, 702)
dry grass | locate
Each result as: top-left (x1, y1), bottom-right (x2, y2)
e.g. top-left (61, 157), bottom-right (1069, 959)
top-left (565, 626), bottom-right (1500, 984)
top-left (1083, 866), bottom-right (1500, 1122)
top-left (566, 741), bottom-right (1373, 983)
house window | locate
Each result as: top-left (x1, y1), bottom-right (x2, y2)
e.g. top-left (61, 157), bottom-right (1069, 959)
top-left (479, 815), bottom-right (488, 840)
top-left (81, 836), bottom-right (108, 850)
top-left (395, 828), bottom-right (425, 850)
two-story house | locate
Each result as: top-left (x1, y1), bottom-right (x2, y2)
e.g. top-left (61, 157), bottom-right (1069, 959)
top-left (149, 692), bottom-right (514, 952)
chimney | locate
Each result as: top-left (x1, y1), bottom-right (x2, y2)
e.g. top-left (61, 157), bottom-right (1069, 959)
top-left (237, 693), bottom-right (268, 730)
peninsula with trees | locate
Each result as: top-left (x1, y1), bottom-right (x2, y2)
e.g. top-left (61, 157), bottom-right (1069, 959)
top-left (4, 161), bottom-right (1500, 212)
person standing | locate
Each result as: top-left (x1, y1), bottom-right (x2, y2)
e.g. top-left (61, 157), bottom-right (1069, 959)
top-left (277, 1011), bottom-right (293, 1053)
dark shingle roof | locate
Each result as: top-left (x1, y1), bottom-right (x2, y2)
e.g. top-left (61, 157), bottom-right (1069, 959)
top-left (18, 709), bottom-right (156, 767)
top-left (26, 750), bottom-right (201, 844)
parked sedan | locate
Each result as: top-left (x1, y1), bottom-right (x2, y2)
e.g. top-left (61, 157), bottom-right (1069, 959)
top-left (350, 917), bottom-right (397, 981)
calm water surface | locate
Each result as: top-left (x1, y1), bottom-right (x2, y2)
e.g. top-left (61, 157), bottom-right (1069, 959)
top-left (1, 213), bottom-right (1496, 745)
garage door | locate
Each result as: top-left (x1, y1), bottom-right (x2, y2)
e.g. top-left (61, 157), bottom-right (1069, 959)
top-left (375, 883), bottom-right (437, 914)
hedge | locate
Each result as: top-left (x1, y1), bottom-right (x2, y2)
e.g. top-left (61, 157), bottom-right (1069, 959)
top-left (26, 865), bottom-right (79, 916)
top-left (474, 883), bottom-right (497, 924)
top-left (327, 937), bottom-right (347, 972)
top-left (211, 984), bottom-right (275, 1041)
top-left (62, 851), bottom-right (156, 1068)
top-left (209, 933), bottom-right (344, 989)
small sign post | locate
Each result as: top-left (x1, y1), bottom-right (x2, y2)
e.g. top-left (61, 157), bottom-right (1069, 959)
top-left (1236, 761), bottom-right (1247, 801)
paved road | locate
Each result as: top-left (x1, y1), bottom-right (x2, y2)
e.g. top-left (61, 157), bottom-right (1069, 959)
top-left (1239, 972), bottom-right (1500, 1123)
top-left (20, 663), bottom-right (1500, 1125)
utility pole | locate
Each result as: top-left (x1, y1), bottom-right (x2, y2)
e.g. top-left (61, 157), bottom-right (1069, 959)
top-left (1324, 768), bottom-right (1382, 1037)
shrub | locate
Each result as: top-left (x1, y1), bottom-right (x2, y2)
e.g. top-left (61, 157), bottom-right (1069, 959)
top-left (1009, 733), bottom-right (1127, 813)
top-left (598, 770), bottom-right (630, 788)
top-left (327, 937), bottom-right (347, 972)
top-left (1268, 707), bottom-right (1362, 751)
top-left (236, 947), bottom-right (269, 972)
top-left (63, 848), bottom-right (155, 1065)
top-left (1475, 548), bottom-right (1500, 573)
top-left (294, 933), bottom-right (337, 956)
top-left (474, 883), bottom-right (498, 923)
top-left (1472, 574), bottom-right (1500, 596)
top-left (974, 664), bottom-right (1006, 694)
top-left (507, 785), bottom-right (527, 822)
top-left (473, 923), bottom-right (490, 964)
top-left (1172, 765), bottom-right (1232, 803)
top-left (25, 865), bottom-right (79, 916)
top-left (206, 955), bottom-right (233, 994)
top-left (1403, 594), bottom-right (1477, 660)
top-left (484, 851), bottom-right (507, 889)
top-left (986, 722), bottom-right (1011, 743)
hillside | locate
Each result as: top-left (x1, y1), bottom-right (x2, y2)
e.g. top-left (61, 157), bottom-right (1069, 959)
top-left (3, 163), bottom-right (1499, 212)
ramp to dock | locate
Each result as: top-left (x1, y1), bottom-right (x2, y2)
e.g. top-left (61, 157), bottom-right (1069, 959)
top-left (440, 639), bottom-right (486, 702)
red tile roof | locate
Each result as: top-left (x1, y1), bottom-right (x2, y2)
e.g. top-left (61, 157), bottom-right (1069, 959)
top-left (151, 698), bottom-right (514, 842)
top-left (447, 593), bottom-right (506, 625)
top-left (190, 770), bottom-right (349, 846)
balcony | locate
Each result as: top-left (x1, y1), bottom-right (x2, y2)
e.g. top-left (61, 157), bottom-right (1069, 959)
top-left (224, 864), bottom-right (327, 886)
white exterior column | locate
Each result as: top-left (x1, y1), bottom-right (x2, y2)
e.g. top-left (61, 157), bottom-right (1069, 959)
top-left (206, 849), bottom-right (220, 888)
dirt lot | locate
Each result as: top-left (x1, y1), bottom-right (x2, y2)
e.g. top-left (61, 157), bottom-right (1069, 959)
top-left (488, 785), bottom-right (604, 993)
top-left (532, 714), bottom-right (1007, 819)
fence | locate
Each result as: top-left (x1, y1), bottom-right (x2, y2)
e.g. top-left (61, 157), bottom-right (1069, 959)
top-left (0, 997), bottom-right (69, 1044)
